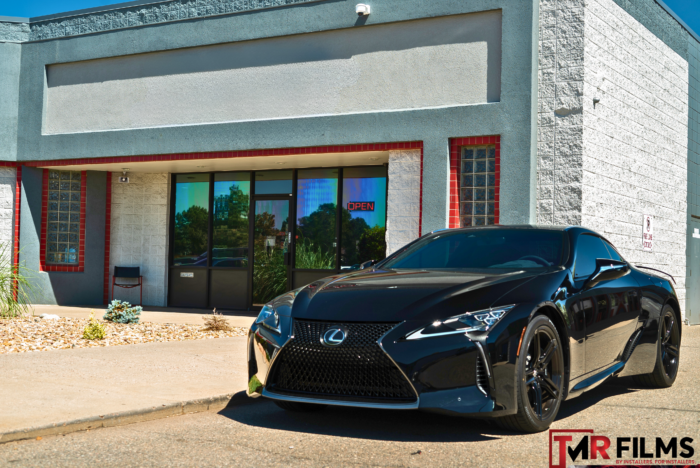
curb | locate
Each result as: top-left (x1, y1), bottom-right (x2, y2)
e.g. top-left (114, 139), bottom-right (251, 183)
top-left (0, 392), bottom-right (249, 444)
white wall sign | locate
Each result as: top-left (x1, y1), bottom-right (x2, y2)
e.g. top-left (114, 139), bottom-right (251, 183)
top-left (693, 228), bottom-right (700, 239)
top-left (642, 214), bottom-right (654, 251)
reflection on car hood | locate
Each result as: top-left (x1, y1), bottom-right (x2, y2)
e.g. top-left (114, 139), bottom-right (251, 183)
top-left (290, 268), bottom-right (544, 323)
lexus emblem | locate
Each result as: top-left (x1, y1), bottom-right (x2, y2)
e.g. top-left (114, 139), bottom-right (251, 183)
top-left (321, 327), bottom-right (347, 347)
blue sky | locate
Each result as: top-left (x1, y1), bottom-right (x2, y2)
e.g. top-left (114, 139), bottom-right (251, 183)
top-left (1, 0), bottom-right (699, 35)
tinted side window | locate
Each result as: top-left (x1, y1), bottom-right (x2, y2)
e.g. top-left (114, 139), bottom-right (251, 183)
top-left (600, 239), bottom-right (622, 261)
top-left (574, 235), bottom-right (612, 279)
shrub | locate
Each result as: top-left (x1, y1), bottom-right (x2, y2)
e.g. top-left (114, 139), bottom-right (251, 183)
top-left (103, 299), bottom-right (142, 324)
top-left (0, 243), bottom-right (34, 319)
top-left (203, 308), bottom-right (232, 332)
top-left (83, 312), bottom-right (106, 340)
top-left (294, 239), bottom-right (335, 269)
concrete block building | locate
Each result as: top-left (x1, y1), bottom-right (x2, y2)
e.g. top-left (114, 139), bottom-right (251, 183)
top-left (0, 0), bottom-right (698, 321)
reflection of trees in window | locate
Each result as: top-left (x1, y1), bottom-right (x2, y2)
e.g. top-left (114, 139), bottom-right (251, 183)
top-left (174, 205), bottom-right (208, 263)
top-left (296, 202), bottom-right (336, 269)
top-left (340, 208), bottom-right (386, 267)
top-left (213, 185), bottom-right (250, 263)
top-left (253, 212), bottom-right (288, 304)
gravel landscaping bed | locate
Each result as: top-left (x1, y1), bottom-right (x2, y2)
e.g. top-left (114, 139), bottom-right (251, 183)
top-left (1, 317), bottom-right (248, 354)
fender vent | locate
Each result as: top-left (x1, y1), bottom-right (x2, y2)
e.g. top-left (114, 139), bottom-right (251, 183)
top-left (621, 328), bottom-right (643, 362)
top-left (476, 355), bottom-right (489, 395)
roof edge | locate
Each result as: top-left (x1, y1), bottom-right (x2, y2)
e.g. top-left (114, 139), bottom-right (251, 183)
top-left (655, 0), bottom-right (700, 44)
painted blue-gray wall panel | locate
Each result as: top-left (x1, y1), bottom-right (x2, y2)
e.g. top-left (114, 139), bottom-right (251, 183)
top-left (0, 42), bottom-right (21, 161)
top-left (19, 169), bottom-right (107, 305)
top-left (43, 11), bottom-right (503, 134)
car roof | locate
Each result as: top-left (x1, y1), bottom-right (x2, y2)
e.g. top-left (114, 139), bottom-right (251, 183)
top-left (430, 224), bottom-right (580, 234)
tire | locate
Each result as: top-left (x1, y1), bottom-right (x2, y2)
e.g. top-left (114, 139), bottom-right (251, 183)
top-left (633, 305), bottom-right (680, 388)
top-left (497, 315), bottom-right (565, 433)
top-left (273, 400), bottom-right (327, 412)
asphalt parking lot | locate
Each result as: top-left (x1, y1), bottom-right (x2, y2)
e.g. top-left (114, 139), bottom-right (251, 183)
top-left (2, 326), bottom-right (698, 468)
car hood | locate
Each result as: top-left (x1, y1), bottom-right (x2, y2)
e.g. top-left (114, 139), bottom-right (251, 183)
top-left (288, 268), bottom-right (545, 323)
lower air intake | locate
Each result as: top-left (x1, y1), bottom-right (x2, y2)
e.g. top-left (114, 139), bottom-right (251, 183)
top-left (476, 354), bottom-right (489, 395)
top-left (267, 320), bottom-right (417, 403)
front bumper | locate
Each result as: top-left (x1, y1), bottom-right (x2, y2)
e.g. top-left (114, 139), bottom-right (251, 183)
top-left (247, 317), bottom-right (524, 417)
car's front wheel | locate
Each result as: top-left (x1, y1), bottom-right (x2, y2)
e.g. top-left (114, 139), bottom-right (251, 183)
top-left (497, 315), bottom-right (565, 433)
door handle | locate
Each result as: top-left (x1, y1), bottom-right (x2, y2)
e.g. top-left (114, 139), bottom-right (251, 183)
top-left (284, 252), bottom-right (290, 266)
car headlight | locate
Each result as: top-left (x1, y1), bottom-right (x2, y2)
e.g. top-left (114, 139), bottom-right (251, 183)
top-left (255, 304), bottom-right (280, 334)
top-left (405, 305), bottom-right (515, 341)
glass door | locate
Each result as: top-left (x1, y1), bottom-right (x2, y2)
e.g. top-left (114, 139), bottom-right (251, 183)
top-left (252, 199), bottom-right (291, 305)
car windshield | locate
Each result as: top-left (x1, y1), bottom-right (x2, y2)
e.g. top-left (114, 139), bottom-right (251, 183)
top-left (381, 229), bottom-right (565, 270)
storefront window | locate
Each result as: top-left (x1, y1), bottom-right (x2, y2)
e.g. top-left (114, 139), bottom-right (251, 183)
top-left (341, 167), bottom-right (387, 268)
top-left (213, 173), bottom-right (250, 267)
top-left (295, 169), bottom-right (338, 269)
top-left (460, 145), bottom-right (497, 226)
top-left (173, 174), bottom-right (209, 266)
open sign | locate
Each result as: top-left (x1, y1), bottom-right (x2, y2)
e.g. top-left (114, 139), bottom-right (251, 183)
top-left (347, 201), bottom-right (375, 211)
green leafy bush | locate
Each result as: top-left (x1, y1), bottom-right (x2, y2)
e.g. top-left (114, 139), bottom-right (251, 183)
top-left (103, 300), bottom-right (142, 324)
top-left (0, 243), bottom-right (33, 319)
top-left (83, 312), bottom-right (106, 340)
top-left (294, 239), bottom-right (335, 270)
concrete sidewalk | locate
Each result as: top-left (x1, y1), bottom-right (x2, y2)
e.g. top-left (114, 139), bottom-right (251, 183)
top-left (0, 336), bottom-right (249, 443)
top-left (31, 305), bottom-right (257, 329)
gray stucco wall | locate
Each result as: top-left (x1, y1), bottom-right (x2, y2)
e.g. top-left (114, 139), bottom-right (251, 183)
top-left (19, 168), bottom-right (107, 305)
top-left (45, 11), bottom-right (502, 134)
top-left (13, 0), bottom-right (541, 233)
top-left (0, 42), bottom-right (21, 161)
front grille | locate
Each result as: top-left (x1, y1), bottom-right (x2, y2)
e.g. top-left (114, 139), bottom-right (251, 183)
top-left (476, 355), bottom-right (489, 395)
top-left (267, 320), bottom-right (417, 403)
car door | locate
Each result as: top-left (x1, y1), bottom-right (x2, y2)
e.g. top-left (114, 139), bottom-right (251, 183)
top-left (571, 234), bottom-right (641, 374)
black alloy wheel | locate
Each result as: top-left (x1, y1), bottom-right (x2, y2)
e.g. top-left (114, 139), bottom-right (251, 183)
top-left (634, 305), bottom-right (681, 388)
top-left (498, 315), bottom-right (565, 433)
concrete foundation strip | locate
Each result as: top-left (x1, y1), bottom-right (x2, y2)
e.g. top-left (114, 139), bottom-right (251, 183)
top-left (0, 392), bottom-right (249, 444)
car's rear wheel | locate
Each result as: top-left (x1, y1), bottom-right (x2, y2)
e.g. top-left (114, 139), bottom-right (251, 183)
top-left (497, 315), bottom-right (565, 433)
top-left (273, 400), bottom-right (327, 412)
top-left (634, 305), bottom-right (680, 388)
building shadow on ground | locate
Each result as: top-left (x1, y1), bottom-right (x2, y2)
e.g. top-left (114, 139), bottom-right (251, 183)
top-left (218, 377), bottom-right (643, 443)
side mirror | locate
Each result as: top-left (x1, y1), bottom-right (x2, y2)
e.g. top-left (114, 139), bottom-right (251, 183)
top-left (359, 259), bottom-right (376, 270)
top-left (585, 259), bottom-right (629, 289)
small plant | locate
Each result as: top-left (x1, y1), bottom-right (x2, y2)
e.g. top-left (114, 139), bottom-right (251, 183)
top-left (104, 299), bottom-right (142, 324)
top-left (203, 308), bottom-right (232, 332)
top-left (83, 312), bottom-right (106, 340)
top-left (0, 243), bottom-right (34, 319)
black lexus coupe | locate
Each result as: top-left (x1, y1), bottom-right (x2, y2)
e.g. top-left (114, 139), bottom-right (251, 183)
top-left (247, 226), bottom-right (681, 433)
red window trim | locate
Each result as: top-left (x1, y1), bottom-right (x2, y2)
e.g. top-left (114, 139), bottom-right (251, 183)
top-left (103, 174), bottom-right (112, 304)
top-left (40, 169), bottom-right (87, 272)
top-left (449, 136), bottom-right (501, 228)
top-left (85, 142), bottom-right (425, 304)
top-left (12, 166), bottom-right (22, 301)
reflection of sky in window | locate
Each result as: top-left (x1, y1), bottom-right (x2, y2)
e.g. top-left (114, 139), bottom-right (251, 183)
top-left (342, 177), bottom-right (386, 227)
top-left (296, 178), bottom-right (337, 224)
top-left (175, 182), bottom-right (209, 215)
top-left (256, 200), bottom-right (289, 230)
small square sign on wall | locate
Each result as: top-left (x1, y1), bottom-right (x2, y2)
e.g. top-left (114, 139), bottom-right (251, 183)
top-left (642, 214), bottom-right (653, 251)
